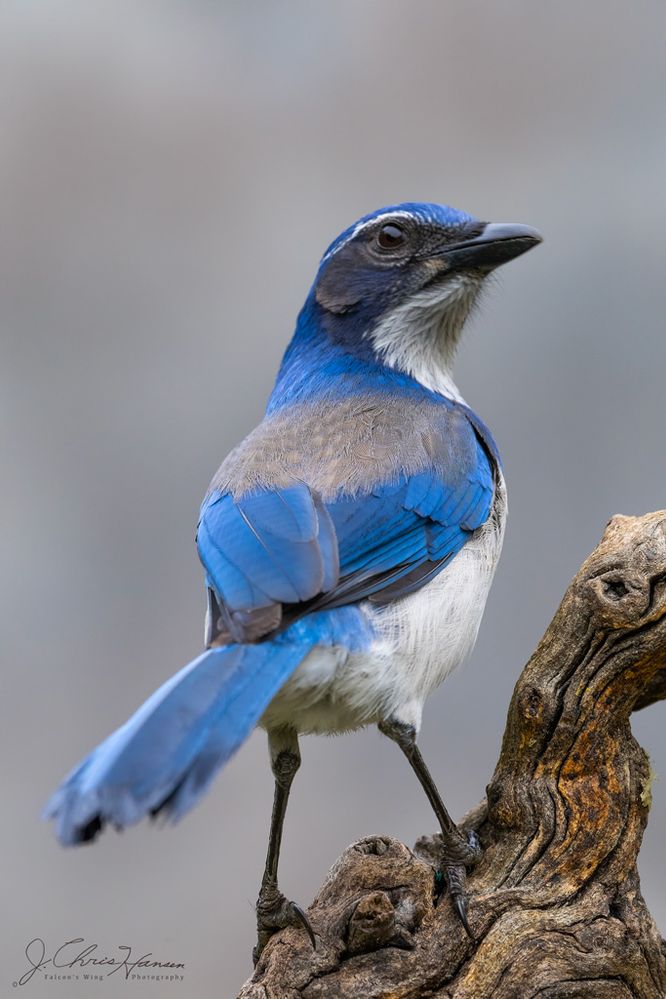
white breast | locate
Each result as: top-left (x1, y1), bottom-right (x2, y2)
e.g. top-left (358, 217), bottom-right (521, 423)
top-left (262, 470), bottom-right (507, 737)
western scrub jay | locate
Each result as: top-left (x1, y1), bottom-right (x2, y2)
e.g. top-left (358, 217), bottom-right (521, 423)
top-left (45, 201), bottom-right (541, 958)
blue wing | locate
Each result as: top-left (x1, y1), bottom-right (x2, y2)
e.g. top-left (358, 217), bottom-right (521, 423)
top-left (197, 486), bottom-right (339, 613)
top-left (321, 435), bottom-right (493, 608)
top-left (197, 420), bottom-right (495, 642)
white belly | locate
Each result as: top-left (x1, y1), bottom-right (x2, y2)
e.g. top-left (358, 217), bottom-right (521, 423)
top-left (262, 471), bottom-right (507, 736)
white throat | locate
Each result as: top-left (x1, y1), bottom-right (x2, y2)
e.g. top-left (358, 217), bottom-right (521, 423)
top-left (368, 275), bottom-right (481, 404)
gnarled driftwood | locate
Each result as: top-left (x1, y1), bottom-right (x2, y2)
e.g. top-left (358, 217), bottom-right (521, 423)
top-left (238, 511), bottom-right (666, 998)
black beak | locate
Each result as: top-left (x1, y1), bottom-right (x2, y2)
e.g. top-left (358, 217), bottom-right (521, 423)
top-left (442, 222), bottom-right (543, 272)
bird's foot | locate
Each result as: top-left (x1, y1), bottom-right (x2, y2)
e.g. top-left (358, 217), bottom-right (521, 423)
top-left (433, 829), bottom-right (481, 940)
top-left (253, 881), bottom-right (316, 964)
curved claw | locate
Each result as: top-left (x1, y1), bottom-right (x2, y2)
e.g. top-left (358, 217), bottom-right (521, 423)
top-left (444, 858), bottom-right (476, 940)
top-left (291, 902), bottom-right (317, 949)
top-left (451, 890), bottom-right (475, 940)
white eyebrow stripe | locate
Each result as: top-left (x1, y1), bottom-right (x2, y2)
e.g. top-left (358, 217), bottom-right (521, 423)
top-left (320, 210), bottom-right (419, 263)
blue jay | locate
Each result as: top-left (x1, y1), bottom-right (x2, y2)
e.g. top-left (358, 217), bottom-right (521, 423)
top-left (45, 202), bottom-right (541, 958)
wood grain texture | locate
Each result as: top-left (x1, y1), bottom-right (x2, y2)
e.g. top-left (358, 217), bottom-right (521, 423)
top-left (237, 512), bottom-right (666, 998)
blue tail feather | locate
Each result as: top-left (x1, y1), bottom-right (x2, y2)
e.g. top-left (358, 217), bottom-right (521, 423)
top-left (44, 641), bottom-right (308, 845)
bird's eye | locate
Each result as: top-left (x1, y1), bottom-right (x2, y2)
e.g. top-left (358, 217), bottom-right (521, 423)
top-left (376, 223), bottom-right (406, 250)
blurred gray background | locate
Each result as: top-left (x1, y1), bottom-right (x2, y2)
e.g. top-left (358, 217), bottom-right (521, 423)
top-left (2, 1), bottom-right (665, 995)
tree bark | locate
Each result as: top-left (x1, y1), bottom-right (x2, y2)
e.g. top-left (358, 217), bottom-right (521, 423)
top-left (237, 512), bottom-right (666, 999)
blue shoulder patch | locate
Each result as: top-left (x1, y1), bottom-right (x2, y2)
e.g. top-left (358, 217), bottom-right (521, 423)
top-left (197, 484), bottom-right (339, 613)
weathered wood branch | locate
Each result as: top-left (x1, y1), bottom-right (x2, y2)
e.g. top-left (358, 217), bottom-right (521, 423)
top-left (238, 512), bottom-right (666, 998)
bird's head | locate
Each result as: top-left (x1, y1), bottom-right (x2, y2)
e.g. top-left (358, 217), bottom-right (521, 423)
top-left (309, 201), bottom-right (542, 390)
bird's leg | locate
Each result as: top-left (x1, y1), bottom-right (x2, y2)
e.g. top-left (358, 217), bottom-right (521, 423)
top-left (378, 717), bottom-right (480, 938)
top-left (253, 727), bottom-right (315, 964)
